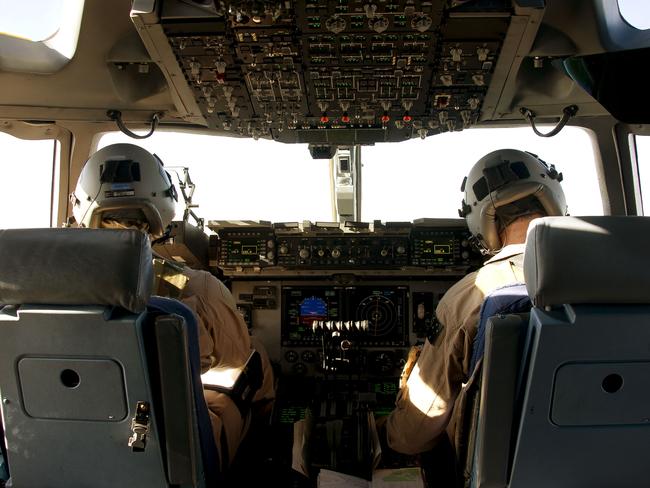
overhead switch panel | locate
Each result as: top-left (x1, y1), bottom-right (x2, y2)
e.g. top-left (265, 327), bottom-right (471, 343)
top-left (133, 0), bottom-right (515, 144)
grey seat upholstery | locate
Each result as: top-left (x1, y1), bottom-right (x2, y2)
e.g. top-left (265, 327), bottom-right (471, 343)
top-left (472, 216), bottom-right (650, 488)
top-left (0, 228), bottom-right (205, 488)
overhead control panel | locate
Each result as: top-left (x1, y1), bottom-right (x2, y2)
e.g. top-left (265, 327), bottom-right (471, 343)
top-left (208, 219), bottom-right (481, 272)
top-left (132, 0), bottom-right (519, 144)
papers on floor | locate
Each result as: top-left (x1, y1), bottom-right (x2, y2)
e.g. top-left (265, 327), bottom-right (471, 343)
top-left (317, 468), bottom-right (425, 488)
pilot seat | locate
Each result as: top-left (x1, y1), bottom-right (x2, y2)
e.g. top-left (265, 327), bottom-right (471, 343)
top-left (0, 228), bottom-right (261, 488)
top-left (468, 216), bottom-right (650, 487)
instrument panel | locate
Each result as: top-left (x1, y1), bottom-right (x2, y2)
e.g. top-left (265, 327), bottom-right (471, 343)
top-left (213, 220), bottom-right (481, 378)
top-left (275, 234), bottom-right (410, 267)
top-left (208, 219), bottom-right (481, 271)
top-left (281, 285), bottom-right (408, 347)
top-left (233, 278), bottom-right (457, 378)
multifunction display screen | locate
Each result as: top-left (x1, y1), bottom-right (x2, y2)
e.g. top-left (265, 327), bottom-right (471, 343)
top-left (282, 286), bottom-right (408, 346)
top-left (283, 287), bottom-right (342, 344)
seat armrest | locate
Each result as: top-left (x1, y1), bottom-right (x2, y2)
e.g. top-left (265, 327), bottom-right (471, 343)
top-left (201, 350), bottom-right (263, 416)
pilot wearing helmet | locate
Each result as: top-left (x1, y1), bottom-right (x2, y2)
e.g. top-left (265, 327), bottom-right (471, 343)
top-left (70, 143), bottom-right (275, 469)
top-left (384, 149), bottom-right (567, 462)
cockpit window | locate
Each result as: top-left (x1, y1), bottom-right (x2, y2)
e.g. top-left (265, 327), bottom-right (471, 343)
top-left (362, 126), bottom-right (604, 221)
top-left (0, 0), bottom-right (64, 41)
top-left (97, 132), bottom-right (333, 223)
top-left (99, 126), bottom-right (603, 223)
top-left (635, 135), bottom-right (650, 214)
top-left (617, 0), bottom-right (650, 30)
top-left (0, 132), bottom-right (58, 228)
top-left (0, 0), bottom-right (85, 73)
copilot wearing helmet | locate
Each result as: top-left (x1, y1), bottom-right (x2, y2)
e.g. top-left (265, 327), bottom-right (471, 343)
top-left (71, 143), bottom-right (177, 238)
top-left (384, 149), bottom-right (566, 463)
top-left (459, 148), bottom-right (566, 255)
top-left (71, 143), bottom-right (275, 470)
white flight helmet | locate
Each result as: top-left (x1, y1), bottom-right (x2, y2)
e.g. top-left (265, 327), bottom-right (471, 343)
top-left (459, 149), bottom-right (567, 254)
top-left (71, 143), bottom-right (177, 238)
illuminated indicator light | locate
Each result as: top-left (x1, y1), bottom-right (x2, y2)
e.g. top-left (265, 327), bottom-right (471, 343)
top-left (341, 113), bottom-right (351, 123)
top-left (381, 113), bottom-right (390, 123)
top-left (320, 114), bottom-right (329, 123)
top-left (402, 113), bottom-right (412, 122)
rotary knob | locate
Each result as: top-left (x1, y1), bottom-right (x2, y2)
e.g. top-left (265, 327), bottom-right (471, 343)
top-left (299, 248), bottom-right (310, 259)
top-left (301, 350), bottom-right (316, 363)
top-left (284, 350), bottom-right (298, 363)
top-left (396, 245), bottom-right (406, 255)
top-left (331, 248), bottom-right (341, 259)
top-left (279, 244), bottom-right (289, 254)
top-left (317, 249), bottom-right (325, 257)
top-left (292, 363), bottom-right (307, 375)
top-left (371, 352), bottom-right (395, 374)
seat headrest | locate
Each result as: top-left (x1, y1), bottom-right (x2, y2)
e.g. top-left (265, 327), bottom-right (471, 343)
top-left (0, 228), bottom-right (153, 313)
top-left (524, 216), bottom-right (650, 308)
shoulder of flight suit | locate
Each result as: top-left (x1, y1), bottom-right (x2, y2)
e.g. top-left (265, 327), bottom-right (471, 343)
top-left (179, 267), bottom-right (252, 370)
top-left (181, 267), bottom-right (275, 402)
top-left (386, 253), bottom-right (525, 455)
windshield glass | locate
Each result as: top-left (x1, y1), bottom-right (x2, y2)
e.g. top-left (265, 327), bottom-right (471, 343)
top-left (0, 132), bottom-right (58, 228)
top-left (98, 132), bottom-right (333, 223)
top-left (362, 126), bottom-right (603, 221)
top-left (98, 125), bottom-right (603, 223)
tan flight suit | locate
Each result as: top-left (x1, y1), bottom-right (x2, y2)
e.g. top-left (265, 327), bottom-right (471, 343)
top-left (179, 267), bottom-right (275, 468)
top-left (101, 221), bottom-right (275, 467)
top-left (386, 244), bottom-right (525, 456)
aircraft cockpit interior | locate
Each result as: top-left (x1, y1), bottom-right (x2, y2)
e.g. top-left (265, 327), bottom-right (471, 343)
top-left (1, 0), bottom-right (650, 487)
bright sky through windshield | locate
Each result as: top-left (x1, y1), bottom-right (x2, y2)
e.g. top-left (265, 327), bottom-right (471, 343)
top-left (98, 132), bottom-right (333, 223)
top-left (618, 0), bottom-right (650, 30)
top-left (636, 135), bottom-right (650, 214)
top-left (362, 126), bottom-right (603, 221)
top-left (0, 133), bottom-right (55, 228)
top-left (0, 0), bottom-right (64, 41)
top-left (100, 126), bottom-right (604, 224)
top-left (0, 126), bottom-right (606, 230)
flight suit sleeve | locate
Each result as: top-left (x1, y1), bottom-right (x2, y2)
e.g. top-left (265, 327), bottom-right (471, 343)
top-left (181, 293), bottom-right (215, 373)
top-left (385, 299), bottom-right (470, 454)
top-left (386, 273), bottom-right (479, 455)
top-left (181, 271), bottom-right (252, 373)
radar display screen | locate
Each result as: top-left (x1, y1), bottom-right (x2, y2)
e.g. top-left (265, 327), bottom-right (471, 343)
top-left (349, 287), bottom-right (408, 345)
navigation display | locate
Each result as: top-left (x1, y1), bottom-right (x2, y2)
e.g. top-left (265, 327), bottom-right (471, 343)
top-left (281, 286), bottom-right (408, 346)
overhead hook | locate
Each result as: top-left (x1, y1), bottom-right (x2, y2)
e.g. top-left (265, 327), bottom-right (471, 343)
top-left (520, 105), bottom-right (578, 138)
top-left (106, 110), bottom-right (163, 139)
